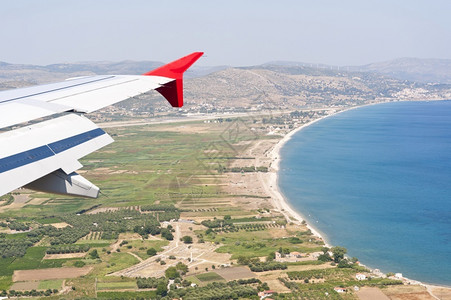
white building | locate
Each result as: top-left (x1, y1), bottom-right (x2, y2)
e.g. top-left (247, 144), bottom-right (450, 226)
top-left (355, 273), bottom-right (367, 281)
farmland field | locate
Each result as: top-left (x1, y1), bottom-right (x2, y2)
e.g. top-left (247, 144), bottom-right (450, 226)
top-left (195, 272), bottom-right (225, 282)
top-left (97, 281), bottom-right (137, 291)
top-left (13, 267), bottom-right (92, 281)
top-left (38, 279), bottom-right (64, 290)
top-left (214, 267), bottom-right (256, 281)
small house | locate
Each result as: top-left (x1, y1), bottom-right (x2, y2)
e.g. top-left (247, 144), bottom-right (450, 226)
top-left (334, 287), bottom-right (347, 293)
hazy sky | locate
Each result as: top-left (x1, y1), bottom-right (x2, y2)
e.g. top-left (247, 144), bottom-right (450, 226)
top-left (0, 0), bottom-right (449, 66)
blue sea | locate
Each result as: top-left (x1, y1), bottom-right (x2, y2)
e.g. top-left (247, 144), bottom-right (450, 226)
top-left (279, 101), bottom-right (451, 286)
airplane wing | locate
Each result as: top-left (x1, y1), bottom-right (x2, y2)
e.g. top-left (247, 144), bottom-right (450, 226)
top-left (0, 52), bottom-right (203, 198)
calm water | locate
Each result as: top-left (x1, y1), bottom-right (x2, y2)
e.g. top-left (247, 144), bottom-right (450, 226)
top-left (279, 101), bottom-right (451, 285)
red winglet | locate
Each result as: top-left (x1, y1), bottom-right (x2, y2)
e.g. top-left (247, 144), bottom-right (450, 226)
top-left (144, 52), bottom-right (203, 107)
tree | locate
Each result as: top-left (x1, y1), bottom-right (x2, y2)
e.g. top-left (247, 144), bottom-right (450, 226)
top-left (224, 215), bottom-right (231, 220)
top-left (176, 262), bottom-right (188, 273)
top-left (147, 248), bottom-right (157, 256)
top-left (156, 282), bottom-right (167, 296)
top-left (161, 228), bottom-right (174, 240)
top-left (182, 235), bottom-right (193, 244)
top-left (165, 266), bottom-right (180, 279)
top-left (317, 253), bottom-right (332, 262)
top-left (237, 256), bottom-right (250, 265)
top-left (331, 246), bottom-right (347, 263)
top-left (338, 259), bottom-right (351, 268)
top-left (89, 249), bottom-right (99, 259)
top-left (182, 279), bottom-right (191, 287)
top-left (267, 252), bottom-right (275, 261)
top-left (74, 260), bottom-right (85, 267)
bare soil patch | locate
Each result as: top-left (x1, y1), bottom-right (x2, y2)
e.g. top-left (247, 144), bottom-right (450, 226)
top-left (13, 194), bottom-right (30, 204)
top-left (214, 267), bottom-right (255, 281)
top-left (383, 285), bottom-right (445, 300)
top-left (357, 287), bottom-right (391, 300)
top-left (50, 222), bottom-right (71, 229)
top-left (13, 267), bottom-right (92, 281)
top-left (10, 281), bottom-right (39, 291)
top-left (429, 286), bottom-right (451, 300)
top-left (44, 252), bottom-right (86, 259)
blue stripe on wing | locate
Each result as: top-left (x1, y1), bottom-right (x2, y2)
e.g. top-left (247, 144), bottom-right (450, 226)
top-left (0, 128), bottom-right (105, 174)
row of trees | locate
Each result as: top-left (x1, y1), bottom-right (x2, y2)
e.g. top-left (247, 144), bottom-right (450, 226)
top-left (201, 217), bottom-right (234, 229)
top-left (46, 244), bottom-right (90, 254)
top-left (287, 267), bottom-right (356, 281)
top-left (1, 289), bottom-right (58, 298)
top-left (165, 281), bottom-right (258, 300)
top-left (136, 277), bottom-right (168, 289)
top-left (140, 204), bottom-right (179, 212)
top-left (237, 256), bottom-right (287, 272)
top-left (5, 221), bottom-right (29, 231)
top-left (248, 261), bottom-right (287, 272)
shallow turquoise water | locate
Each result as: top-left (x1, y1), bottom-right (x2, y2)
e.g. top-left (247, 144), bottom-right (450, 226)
top-left (279, 101), bottom-right (451, 285)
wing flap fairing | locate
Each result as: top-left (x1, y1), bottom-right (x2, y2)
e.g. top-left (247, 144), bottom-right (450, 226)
top-left (25, 170), bottom-right (100, 198)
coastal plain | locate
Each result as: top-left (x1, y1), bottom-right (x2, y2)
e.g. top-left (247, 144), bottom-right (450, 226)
top-left (1, 111), bottom-right (450, 299)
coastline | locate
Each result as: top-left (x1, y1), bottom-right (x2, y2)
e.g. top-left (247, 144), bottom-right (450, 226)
top-left (263, 102), bottom-right (451, 296)
top-left (263, 105), bottom-right (365, 246)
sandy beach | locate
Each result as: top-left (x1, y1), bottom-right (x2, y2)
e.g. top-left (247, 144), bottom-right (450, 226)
top-left (262, 114), bottom-right (332, 243)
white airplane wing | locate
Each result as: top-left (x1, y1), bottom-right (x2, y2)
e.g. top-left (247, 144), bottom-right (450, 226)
top-left (0, 52), bottom-right (203, 198)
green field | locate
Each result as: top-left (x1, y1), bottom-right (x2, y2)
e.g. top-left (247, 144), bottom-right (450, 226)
top-left (38, 279), bottom-right (63, 290)
top-left (97, 281), bottom-right (137, 291)
top-left (97, 291), bottom-right (156, 299)
top-left (207, 230), bottom-right (322, 259)
top-left (195, 272), bottom-right (225, 282)
top-left (0, 276), bottom-right (12, 290)
top-left (0, 247), bottom-right (69, 276)
top-left (127, 239), bottom-right (169, 260)
top-left (98, 252), bottom-right (140, 276)
top-left (36, 217), bottom-right (62, 224)
top-left (0, 121), bottom-right (241, 220)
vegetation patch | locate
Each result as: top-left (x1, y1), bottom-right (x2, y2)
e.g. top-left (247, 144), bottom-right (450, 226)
top-left (0, 275), bottom-right (12, 290)
top-left (196, 272), bottom-right (225, 282)
top-left (0, 247), bottom-right (70, 276)
top-left (38, 279), bottom-right (63, 290)
top-left (97, 281), bottom-right (137, 291)
top-left (96, 291), bottom-right (156, 299)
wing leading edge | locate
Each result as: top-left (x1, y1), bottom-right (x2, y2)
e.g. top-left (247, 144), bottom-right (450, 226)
top-left (0, 52), bottom-right (203, 198)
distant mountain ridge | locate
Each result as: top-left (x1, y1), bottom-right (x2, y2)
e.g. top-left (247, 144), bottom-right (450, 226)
top-left (351, 58), bottom-right (451, 84)
top-left (0, 59), bottom-right (226, 83)
top-left (0, 57), bottom-right (449, 84)
top-left (265, 58), bottom-right (451, 84)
